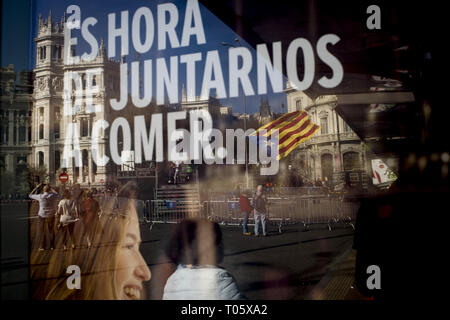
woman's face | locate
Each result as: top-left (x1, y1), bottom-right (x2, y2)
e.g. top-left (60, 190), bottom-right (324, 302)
top-left (115, 209), bottom-right (151, 300)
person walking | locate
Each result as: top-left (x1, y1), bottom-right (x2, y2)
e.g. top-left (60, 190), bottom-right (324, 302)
top-left (55, 189), bottom-right (78, 250)
top-left (29, 183), bottom-right (60, 251)
top-left (239, 189), bottom-right (253, 235)
top-left (81, 190), bottom-right (100, 248)
top-left (252, 185), bottom-right (268, 237)
top-left (173, 161), bottom-right (180, 185)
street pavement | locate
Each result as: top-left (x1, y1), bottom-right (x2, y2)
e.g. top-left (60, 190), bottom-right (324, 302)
top-left (140, 221), bottom-right (356, 300)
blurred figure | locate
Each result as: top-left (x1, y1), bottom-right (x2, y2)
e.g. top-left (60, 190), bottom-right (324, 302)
top-left (29, 183), bottom-right (60, 251)
top-left (163, 218), bottom-right (244, 300)
top-left (185, 164), bottom-right (193, 182)
top-left (71, 183), bottom-right (83, 219)
top-left (174, 161), bottom-right (180, 184)
top-left (252, 185), bottom-right (268, 237)
top-left (55, 189), bottom-right (78, 250)
top-left (81, 190), bottom-right (100, 248)
top-left (239, 189), bottom-right (253, 235)
top-left (41, 182), bottom-right (151, 299)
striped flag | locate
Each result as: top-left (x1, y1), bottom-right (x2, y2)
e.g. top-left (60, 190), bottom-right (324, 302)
top-left (251, 110), bottom-right (320, 160)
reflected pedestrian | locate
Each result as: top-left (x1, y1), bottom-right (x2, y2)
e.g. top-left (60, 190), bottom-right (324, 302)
top-left (163, 218), bottom-right (244, 300)
top-left (81, 190), bottom-right (100, 248)
top-left (29, 183), bottom-right (60, 251)
top-left (55, 189), bottom-right (77, 250)
top-left (239, 189), bottom-right (253, 236)
top-left (252, 185), bottom-right (268, 237)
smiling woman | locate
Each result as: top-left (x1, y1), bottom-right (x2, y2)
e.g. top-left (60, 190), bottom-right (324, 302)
top-left (38, 181), bottom-right (151, 300)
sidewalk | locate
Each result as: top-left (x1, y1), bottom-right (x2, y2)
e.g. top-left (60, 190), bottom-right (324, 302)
top-left (307, 248), bottom-right (366, 300)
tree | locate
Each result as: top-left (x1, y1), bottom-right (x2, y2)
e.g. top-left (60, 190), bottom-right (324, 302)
top-left (0, 169), bottom-right (16, 195)
top-left (15, 164), bottom-right (49, 194)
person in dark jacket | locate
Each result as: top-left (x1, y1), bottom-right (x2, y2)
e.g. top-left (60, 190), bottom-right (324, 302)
top-left (252, 185), bottom-right (268, 236)
top-left (81, 190), bottom-right (100, 248)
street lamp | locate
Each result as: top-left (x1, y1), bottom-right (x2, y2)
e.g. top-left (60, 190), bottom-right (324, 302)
top-left (221, 38), bottom-right (249, 189)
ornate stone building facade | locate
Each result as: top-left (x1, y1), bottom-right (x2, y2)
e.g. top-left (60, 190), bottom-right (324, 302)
top-left (285, 82), bottom-right (369, 184)
top-left (0, 65), bottom-right (33, 179)
top-left (32, 12), bottom-right (121, 187)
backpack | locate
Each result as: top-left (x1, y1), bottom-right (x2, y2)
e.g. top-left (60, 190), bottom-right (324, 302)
top-left (254, 195), bottom-right (266, 212)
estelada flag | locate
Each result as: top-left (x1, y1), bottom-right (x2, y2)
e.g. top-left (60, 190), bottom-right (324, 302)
top-left (251, 110), bottom-right (320, 160)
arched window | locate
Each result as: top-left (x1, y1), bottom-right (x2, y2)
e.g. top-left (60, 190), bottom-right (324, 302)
top-left (39, 124), bottom-right (44, 140)
top-left (54, 122), bottom-right (60, 139)
top-left (38, 152), bottom-right (44, 167)
top-left (81, 118), bottom-right (89, 137)
top-left (39, 46), bottom-right (46, 60)
top-left (82, 149), bottom-right (89, 181)
top-left (320, 117), bottom-right (328, 134)
top-left (321, 153), bottom-right (333, 181)
top-left (343, 152), bottom-right (361, 171)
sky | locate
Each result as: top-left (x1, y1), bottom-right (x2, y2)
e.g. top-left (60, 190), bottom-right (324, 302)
top-left (1, 0), bottom-right (33, 72)
top-left (3, 0), bottom-right (288, 115)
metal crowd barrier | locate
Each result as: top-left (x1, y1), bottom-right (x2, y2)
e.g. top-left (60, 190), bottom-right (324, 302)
top-left (206, 200), bottom-right (245, 225)
top-left (139, 196), bottom-right (359, 233)
top-left (147, 199), bottom-right (203, 224)
top-left (204, 197), bottom-right (359, 232)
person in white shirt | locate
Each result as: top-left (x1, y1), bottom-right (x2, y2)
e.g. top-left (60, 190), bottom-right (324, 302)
top-left (163, 218), bottom-right (244, 300)
top-left (55, 189), bottom-right (78, 250)
top-left (29, 183), bottom-right (59, 251)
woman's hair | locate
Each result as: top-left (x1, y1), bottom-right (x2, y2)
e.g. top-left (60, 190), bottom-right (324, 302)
top-left (62, 189), bottom-right (71, 200)
top-left (166, 218), bottom-right (224, 266)
top-left (35, 181), bottom-right (140, 300)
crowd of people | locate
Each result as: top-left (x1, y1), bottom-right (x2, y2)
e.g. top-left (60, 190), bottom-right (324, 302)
top-left (25, 176), bottom-right (371, 300)
top-left (238, 185), bottom-right (269, 237)
top-left (29, 181), bottom-right (153, 300)
top-left (29, 183), bottom-right (102, 251)
top-left (28, 181), bottom-right (244, 301)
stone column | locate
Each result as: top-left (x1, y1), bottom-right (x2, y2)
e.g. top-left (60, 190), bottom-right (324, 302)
top-left (88, 149), bottom-right (94, 183)
top-left (15, 123), bottom-right (19, 144)
top-left (331, 109), bottom-right (336, 134)
top-left (315, 148), bottom-right (322, 180)
top-left (332, 143), bottom-right (338, 172)
top-left (8, 112), bottom-right (14, 145)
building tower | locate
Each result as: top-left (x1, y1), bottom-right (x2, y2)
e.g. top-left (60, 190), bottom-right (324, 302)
top-left (32, 12), bottom-right (65, 184)
top-left (32, 12), bottom-right (120, 187)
